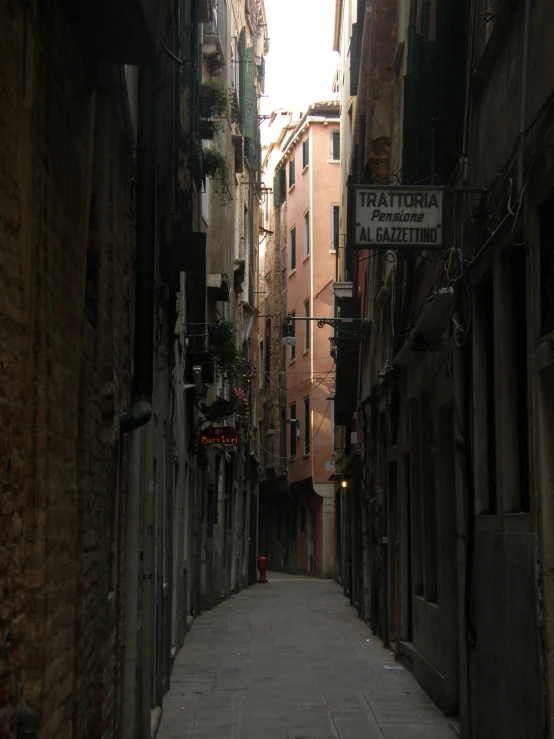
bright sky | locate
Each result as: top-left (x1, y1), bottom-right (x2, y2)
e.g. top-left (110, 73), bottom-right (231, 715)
top-left (261, 0), bottom-right (339, 116)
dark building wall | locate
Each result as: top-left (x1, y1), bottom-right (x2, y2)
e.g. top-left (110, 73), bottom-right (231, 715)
top-left (0, 2), bottom-right (136, 737)
top-left (469, 532), bottom-right (542, 739)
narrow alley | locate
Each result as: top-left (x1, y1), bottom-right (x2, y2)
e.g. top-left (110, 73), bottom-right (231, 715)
top-left (157, 575), bottom-right (459, 739)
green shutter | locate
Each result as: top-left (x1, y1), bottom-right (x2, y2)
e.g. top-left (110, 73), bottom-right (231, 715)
top-left (273, 173), bottom-right (280, 206)
top-left (333, 206), bottom-right (339, 250)
top-left (242, 47), bottom-right (254, 141)
top-left (274, 169), bottom-right (286, 206)
top-left (332, 131), bottom-right (340, 160)
top-left (238, 29), bottom-right (246, 106)
top-left (290, 229), bottom-right (294, 270)
top-left (350, 22), bottom-right (360, 96)
top-left (289, 158), bottom-right (295, 187)
top-left (302, 139), bottom-right (309, 168)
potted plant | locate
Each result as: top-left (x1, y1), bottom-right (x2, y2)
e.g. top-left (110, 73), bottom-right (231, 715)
top-left (209, 316), bottom-right (245, 384)
top-left (200, 81), bottom-right (233, 118)
top-left (202, 147), bottom-right (232, 203)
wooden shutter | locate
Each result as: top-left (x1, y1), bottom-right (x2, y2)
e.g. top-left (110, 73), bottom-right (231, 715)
top-left (273, 173), bottom-right (281, 206)
top-left (332, 131), bottom-right (340, 160)
top-left (303, 139), bottom-right (309, 168)
top-left (350, 22), bottom-right (360, 95)
top-left (291, 228), bottom-right (296, 270)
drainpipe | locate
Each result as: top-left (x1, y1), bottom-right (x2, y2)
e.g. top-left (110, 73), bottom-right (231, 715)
top-left (155, 345), bottom-right (166, 706)
top-left (517, 0), bottom-right (531, 194)
top-left (452, 315), bottom-right (470, 737)
top-left (121, 432), bottom-right (142, 739)
top-left (120, 65), bottom-right (157, 433)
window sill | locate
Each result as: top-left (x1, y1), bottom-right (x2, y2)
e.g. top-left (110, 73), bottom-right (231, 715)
top-left (288, 183), bottom-right (296, 192)
top-left (290, 456), bottom-right (297, 462)
top-left (329, 249), bottom-right (337, 254)
top-left (303, 453), bottom-right (310, 459)
top-left (327, 159), bottom-right (340, 164)
top-left (288, 358), bottom-right (296, 365)
top-left (303, 253), bottom-right (310, 263)
top-left (303, 349), bottom-right (310, 356)
top-left (289, 268), bottom-right (296, 277)
top-left (302, 164), bottom-right (309, 173)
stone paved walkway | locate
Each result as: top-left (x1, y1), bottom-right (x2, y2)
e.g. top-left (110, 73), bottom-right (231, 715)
top-left (157, 573), bottom-right (459, 739)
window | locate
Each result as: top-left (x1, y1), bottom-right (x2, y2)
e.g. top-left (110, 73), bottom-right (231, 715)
top-left (332, 205), bottom-right (340, 251)
top-left (290, 226), bottom-right (296, 271)
top-left (473, 252), bottom-right (530, 517)
top-left (289, 403), bottom-right (297, 458)
top-left (304, 300), bottom-right (310, 352)
top-left (303, 211), bottom-right (310, 257)
top-left (302, 138), bottom-right (309, 169)
top-left (289, 157), bottom-right (295, 188)
top-left (303, 397), bottom-right (310, 455)
top-left (331, 131), bottom-right (340, 160)
top-left (288, 311), bottom-right (296, 361)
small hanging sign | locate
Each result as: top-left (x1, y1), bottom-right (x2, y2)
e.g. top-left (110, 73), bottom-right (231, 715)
top-left (199, 426), bottom-right (240, 446)
top-left (354, 185), bottom-right (444, 249)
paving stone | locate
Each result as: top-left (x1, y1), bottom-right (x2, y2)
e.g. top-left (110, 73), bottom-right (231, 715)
top-left (157, 573), bottom-right (459, 739)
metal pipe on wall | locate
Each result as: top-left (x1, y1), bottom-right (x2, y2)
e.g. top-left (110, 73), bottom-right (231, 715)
top-left (155, 345), bottom-right (167, 706)
top-left (121, 432), bottom-right (142, 739)
top-left (121, 65), bottom-right (157, 433)
top-left (517, 0), bottom-right (532, 194)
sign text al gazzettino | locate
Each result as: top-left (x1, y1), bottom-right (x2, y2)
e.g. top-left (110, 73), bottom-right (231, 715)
top-left (353, 186), bottom-right (444, 249)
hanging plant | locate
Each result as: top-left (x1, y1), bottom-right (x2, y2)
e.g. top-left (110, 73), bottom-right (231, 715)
top-left (202, 147), bottom-right (232, 204)
top-left (200, 81), bottom-right (234, 118)
top-left (209, 316), bottom-right (245, 384)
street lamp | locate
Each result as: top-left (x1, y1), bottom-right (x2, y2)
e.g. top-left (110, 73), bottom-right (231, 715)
top-left (280, 315), bottom-right (362, 343)
top-left (281, 320), bottom-right (296, 347)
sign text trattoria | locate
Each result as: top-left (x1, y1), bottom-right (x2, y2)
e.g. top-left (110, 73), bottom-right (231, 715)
top-left (354, 186), bottom-right (444, 249)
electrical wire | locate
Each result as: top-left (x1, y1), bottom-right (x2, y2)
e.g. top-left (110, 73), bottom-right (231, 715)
top-left (260, 364), bottom-right (335, 396)
top-left (257, 393), bottom-right (334, 462)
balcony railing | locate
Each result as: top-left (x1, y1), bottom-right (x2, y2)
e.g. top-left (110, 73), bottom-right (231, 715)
top-left (203, 0), bottom-right (228, 61)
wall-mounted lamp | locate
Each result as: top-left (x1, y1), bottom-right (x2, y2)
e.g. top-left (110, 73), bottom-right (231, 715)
top-left (340, 478), bottom-right (349, 489)
top-left (192, 365), bottom-right (203, 393)
top-left (281, 319), bottom-right (296, 347)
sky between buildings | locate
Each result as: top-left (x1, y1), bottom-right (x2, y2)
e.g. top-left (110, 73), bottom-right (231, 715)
top-left (261, 0), bottom-right (339, 119)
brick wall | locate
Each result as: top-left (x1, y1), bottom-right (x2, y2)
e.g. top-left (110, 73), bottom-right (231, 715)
top-left (0, 2), bottom-right (135, 737)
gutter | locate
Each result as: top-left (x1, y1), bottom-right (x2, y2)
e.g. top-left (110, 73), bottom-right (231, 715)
top-left (120, 65), bottom-right (157, 433)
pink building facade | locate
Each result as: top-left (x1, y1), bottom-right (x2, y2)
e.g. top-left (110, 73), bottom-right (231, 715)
top-left (258, 102), bottom-right (340, 577)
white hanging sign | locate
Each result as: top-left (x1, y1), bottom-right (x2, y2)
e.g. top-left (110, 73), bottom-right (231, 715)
top-left (354, 186), bottom-right (444, 248)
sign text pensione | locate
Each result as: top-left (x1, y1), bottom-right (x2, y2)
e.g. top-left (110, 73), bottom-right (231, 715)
top-left (354, 186), bottom-right (444, 249)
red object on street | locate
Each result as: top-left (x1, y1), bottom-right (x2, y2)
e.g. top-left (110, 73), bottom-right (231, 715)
top-left (257, 555), bottom-right (268, 583)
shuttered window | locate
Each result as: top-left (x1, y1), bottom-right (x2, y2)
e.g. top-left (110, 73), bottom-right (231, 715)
top-left (289, 158), bottom-right (295, 188)
top-left (332, 131), bottom-right (340, 160)
top-left (333, 205), bottom-right (340, 250)
top-left (302, 138), bottom-right (309, 168)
